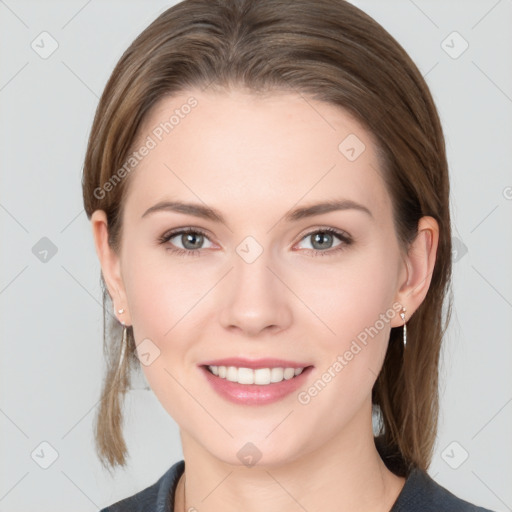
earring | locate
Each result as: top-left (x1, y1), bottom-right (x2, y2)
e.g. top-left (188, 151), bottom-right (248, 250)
top-left (116, 324), bottom-right (128, 376)
top-left (116, 307), bottom-right (126, 326)
top-left (400, 307), bottom-right (407, 348)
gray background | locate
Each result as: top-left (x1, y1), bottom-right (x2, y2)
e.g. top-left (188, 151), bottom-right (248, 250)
top-left (1, 0), bottom-right (511, 510)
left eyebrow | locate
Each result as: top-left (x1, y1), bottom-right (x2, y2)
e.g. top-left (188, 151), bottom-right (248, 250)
top-left (284, 199), bottom-right (373, 221)
top-left (140, 198), bottom-right (373, 223)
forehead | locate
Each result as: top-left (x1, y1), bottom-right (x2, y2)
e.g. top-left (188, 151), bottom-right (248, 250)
top-left (124, 89), bottom-right (391, 224)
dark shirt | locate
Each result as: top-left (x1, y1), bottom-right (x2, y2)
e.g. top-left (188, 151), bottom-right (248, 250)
top-left (100, 459), bottom-right (496, 511)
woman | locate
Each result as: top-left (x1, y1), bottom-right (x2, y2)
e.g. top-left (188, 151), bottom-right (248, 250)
top-left (82, 0), bottom-right (496, 510)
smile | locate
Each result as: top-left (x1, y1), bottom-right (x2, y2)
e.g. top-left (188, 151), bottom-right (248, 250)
top-left (200, 364), bottom-right (314, 405)
top-left (207, 365), bottom-right (304, 385)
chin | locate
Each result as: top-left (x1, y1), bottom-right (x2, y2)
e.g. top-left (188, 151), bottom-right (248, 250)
top-left (198, 434), bottom-right (310, 470)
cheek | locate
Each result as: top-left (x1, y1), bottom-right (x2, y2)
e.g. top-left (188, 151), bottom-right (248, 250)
top-left (291, 248), bottom-right (398, 339)
top-left (294, 251), bottom-right (399, 408)
top-left (121, 248), bottom-right (206, 419)
top-left (122, 244), bottom-right (206, 338)
top-left (294, 263), bottom-right (397, 424)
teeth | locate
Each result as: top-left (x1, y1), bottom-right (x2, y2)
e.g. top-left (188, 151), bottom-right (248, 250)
top-left (208, 365), bottom-right (305, 385)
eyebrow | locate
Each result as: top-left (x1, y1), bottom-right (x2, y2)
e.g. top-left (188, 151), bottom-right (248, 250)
top-left (141, 198), bottom-right (373, 223)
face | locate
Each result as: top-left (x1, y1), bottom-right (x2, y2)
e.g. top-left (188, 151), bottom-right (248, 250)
top-left (98, 89), bottom-right (412, 467)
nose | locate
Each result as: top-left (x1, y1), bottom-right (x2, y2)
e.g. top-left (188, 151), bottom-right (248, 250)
top-left (218, 248), bottom-right (293, 337)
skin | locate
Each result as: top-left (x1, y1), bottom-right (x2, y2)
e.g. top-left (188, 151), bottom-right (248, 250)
top-left (92, 88), bottom-right (439, 512)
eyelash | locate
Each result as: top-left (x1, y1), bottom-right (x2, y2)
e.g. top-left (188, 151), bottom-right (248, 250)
top-left (157, 227), bottom-right (353, 258)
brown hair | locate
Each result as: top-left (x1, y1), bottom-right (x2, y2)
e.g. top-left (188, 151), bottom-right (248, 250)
top-left (82, 0), bottom-right (452, 476)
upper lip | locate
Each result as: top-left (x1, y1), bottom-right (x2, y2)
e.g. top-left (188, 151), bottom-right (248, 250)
top-left (199, 357), bottom-right (313, 369)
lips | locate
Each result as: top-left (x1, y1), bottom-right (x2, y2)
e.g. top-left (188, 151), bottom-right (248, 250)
top-left (198, 357), bottom-right (314, 405)
top-left (200, 366), bottom-right (313, 406)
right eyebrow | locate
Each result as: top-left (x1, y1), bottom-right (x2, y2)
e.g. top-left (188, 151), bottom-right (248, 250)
top-left (141, 200), bottom-right (226, 223)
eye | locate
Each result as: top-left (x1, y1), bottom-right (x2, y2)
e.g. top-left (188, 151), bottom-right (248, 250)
top-left (158, 227), bottom-right (214, 257)
top-left (158, 226), bottom-right (353, 258)
top-left (295, 227), bottom-right (353, 256)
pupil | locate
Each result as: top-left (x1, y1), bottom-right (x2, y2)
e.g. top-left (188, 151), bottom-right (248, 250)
top-left (184, 233), bottom-right (202, 249)
top-left (313, 232), bottom-right (332, 250)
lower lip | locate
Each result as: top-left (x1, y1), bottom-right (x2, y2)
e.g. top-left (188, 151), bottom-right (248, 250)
top-left (200, 366), bottom-right (314, 405)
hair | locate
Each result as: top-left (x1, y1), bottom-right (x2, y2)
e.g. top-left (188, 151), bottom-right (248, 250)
top-left (82, 0), bottom-right (452, 476)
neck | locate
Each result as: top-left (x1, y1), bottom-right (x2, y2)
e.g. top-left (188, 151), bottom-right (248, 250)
top-left (176, 405), bottom-right (405, 512)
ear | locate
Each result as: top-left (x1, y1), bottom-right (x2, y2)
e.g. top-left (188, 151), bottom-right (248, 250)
top-left (90, 210), bottom-right (132, 326)
top-left (390, 215), bottom-right (439, 327)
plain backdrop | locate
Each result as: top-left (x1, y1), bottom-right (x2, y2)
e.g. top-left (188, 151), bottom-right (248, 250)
top-left (1, 1), bottom-right (511, 510)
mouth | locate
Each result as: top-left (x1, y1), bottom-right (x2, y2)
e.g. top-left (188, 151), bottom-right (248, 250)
top-left (199, 362), bottom-right (314, 406)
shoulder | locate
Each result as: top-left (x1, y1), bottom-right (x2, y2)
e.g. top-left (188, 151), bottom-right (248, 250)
top-left (391, 467), bottom-right (496, 512)
top-left (99, 460), bottom-right (185, 512)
